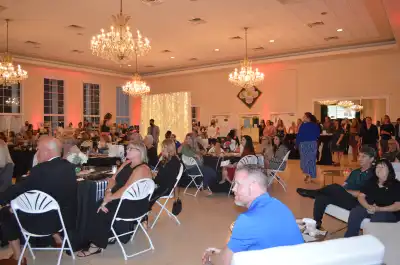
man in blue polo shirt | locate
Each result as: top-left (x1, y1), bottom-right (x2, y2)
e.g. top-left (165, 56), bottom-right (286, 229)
top-left (202, 165), bottom-right (303, 265)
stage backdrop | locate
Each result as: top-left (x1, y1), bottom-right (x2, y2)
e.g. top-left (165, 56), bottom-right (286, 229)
top-left (140, 91), bottom-right (191, 148)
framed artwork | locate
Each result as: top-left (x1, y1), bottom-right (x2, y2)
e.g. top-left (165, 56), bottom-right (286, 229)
top-left (237, 86), bottom-right (262, 109)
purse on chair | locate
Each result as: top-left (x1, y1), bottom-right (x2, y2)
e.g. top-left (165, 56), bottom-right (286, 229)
top-left (172, 187), bottom-right (182, 216)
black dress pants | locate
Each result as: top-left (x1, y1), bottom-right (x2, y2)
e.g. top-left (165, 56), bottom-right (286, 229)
top-left (313, 184), bottom-right (359, 225)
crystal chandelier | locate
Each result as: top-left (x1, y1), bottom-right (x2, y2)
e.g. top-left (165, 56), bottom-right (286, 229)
top-left (337, 100), bottom-right (354, 108)
top-left (122, 54), bottom-right (150, 97)
top-left (350, 104), bottom-right (363, 112)
top-left (318, 100), bottom-right (338, 105)
top-left (6, 97), bottom-right (19, 105)
top-left (0, 20), bottom-right (28, 85)
top-left (90, 0), bottom-right (151, 64)
top-left (229, 27), bottom-right (264, 89)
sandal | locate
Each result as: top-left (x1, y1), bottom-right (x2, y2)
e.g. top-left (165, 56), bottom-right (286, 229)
top-left (77, 244), bottom-right (102, 258)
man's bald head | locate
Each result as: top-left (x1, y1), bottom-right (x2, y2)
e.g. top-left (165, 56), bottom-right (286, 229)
top-left (36, 136), bottom-right (62, 163)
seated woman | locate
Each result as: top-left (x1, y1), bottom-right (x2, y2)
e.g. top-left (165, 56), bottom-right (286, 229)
top-left (221, 135), bottom-right (255, 184)
top-left (208, 139), bottom-right (224, 155)
top-left (151, 139), bottom-right (181, 205)
top-left (178, 133), bottom-right (216, 195)
top-left (144, 135), bottom-right (158, 169)
top-left (261, 136), bottom-right (274, 162)
top-left (0, 140), bottom-right (14, 192)
top-left (345, 159), bottom-right (400, 237)
top-left (171, 134), bottom-right (181, 149)
top-left (266, 136), bottom-right (289, 170)
top-left (381, 139), bottom-right (399, 162)
top-left (77, 142), bottom-right (152, 257)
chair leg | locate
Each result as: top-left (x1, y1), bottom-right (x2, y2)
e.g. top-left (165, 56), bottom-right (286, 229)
top-left (139, 221), bottom-right (155, 251)
top-left (64, 232), bottom-right (76, 260)
top-left (111, 227), bottom-right (129, 261)
top-left (18, 236), bottom-right (30, 265)
top-left (151, 201), bottom-right (167, 229)
top-left (193, 181), bottom-right (203, 197)
top-left (130, 219), bottom-right (141, 242)
top-left (184, 178), bottom-right (195, 196)
top-left (56, 238), bottom-right (66, 265)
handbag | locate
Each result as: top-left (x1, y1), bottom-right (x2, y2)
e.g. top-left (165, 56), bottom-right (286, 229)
top-left (172, 186), bottom-right (182, 216)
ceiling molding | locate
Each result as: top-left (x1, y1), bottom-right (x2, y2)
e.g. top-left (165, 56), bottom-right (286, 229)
top-left (144, 40), bottom-right (397, 78)
top-left (382, 0), bottom-right (400, 48)
top-left (11, 40), bottom-right (397, 79)
top-left (13, 55), bottom-right (132, 78)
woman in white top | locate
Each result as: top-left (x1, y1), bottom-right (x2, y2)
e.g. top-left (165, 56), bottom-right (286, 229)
top-left (207, 119), bottom-right (220, 140)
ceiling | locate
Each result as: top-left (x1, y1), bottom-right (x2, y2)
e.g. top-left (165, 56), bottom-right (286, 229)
top-left (0, 0), bottom-right (397, 75)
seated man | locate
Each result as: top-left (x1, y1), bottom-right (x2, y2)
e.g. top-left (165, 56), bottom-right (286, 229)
top-left (202, 164), bottom-right (303, 265)
top-left (296, 146), bottom-right (376, 229)
top-left (0, 136), bottom-right (77, 265)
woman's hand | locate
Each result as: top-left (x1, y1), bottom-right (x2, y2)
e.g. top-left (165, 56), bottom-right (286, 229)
top-left (103, 192), bottom-right (113, 205)
top-left (97, 203), bottom-right (109, 213)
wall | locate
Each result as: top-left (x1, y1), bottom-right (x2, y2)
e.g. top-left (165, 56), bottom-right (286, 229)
top-left (18, 64), bottom-right (130, 128)
top-left (145, 49), bottom-right (400, 129)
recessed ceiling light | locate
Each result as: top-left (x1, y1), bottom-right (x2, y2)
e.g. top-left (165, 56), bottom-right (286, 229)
top-left (214, 48), bottom-right (220, 52)
top-left (337, 28), bottom-right (343, 32)
top-left (269, 39), bottom-right (275, 43)
top-left (128, 64), bottom-right (131, 66)
top-left (170, 56), bottom-right (175, 59)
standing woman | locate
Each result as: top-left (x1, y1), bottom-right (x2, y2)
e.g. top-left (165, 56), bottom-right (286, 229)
top-left (288, 121), bottom-right (297, 134)
top-left (349, 118), bottom-right (361, 162)
top-left (276, 119), bottom-right (287, 139)
top-left (100, 113), bottom-right (112, 135)
top-left (331, 120), bottom-right (345, 167)
top-left (258, 120), bottom-right (266, 143)
top-left (297, 112), bottom-right (320, 183)
top-left (296, 119), bottom-right (303, 134)
top-left (207, 119), bottom-right (220, 142)
top-left (380, 115), bottom-right (395, 154)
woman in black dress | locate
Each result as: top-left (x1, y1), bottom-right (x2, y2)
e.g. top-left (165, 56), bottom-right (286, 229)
top-left (100, 113), bottom-right (112, 135)
top-left (345, 159), bottom-right (400, 237)
top-left (331, 119), bottom-right (345, 166)
top-left (144, 135), bottom-right (159, 169)
top-left (77, 142), bottom-right (152, 257)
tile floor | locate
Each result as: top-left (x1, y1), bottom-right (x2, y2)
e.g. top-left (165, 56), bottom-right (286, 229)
top-left (0, 158), bottom-right (357, 265)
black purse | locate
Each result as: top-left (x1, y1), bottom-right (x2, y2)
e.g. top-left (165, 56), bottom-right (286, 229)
top-left (172, 187), bottom-right (182, 216)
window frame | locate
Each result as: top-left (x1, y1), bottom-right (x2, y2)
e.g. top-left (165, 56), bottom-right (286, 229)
top-left (83, 82), bottom-right (101, 128)
top-left (116, 87), bottom-right (130, 125)
top-left (43, 78), bottom-right (65, 129)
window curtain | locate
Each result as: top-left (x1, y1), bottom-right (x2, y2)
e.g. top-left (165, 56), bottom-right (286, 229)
top-left (140, 92), bottom-right (191, 148)
top-left (0, 115), bottom-right (22, 133)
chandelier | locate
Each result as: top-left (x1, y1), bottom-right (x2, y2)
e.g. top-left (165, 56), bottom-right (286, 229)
top-left (122, 54), bottom-right (150, 97)
top-left (337, 100), bottom-right (354, 108)
top-left (350, 104), bottom-right (363, 112)
top-left (0, 20), bottom-right (28, 85)
top-left (90, 0), bottom-right (151, 64)
top-left (6, 97), bottom-right (19, 105)
top-left (318, 100), bottom-right (338, 105)
top-left (229, 27), bottom-right (264, 89)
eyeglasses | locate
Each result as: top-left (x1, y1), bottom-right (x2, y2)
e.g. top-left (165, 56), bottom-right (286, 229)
top-left (127, 147), bottom-right (140, 152)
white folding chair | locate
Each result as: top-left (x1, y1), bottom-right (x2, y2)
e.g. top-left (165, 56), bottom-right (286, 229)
top-left (182, 155), bottom-right (206, 197)
top-left (268, 151), bottom-right (290, 192)
top-left (11, 190), bottom-right (75, 265)
top-left (109, 178), bottom-right (155, 260)
top-left (228, 155), bottom-right (258, 196)
top-left (151, 164), bottom-right (184, 229)
top-left (152, 158), bottom-right (162, 173)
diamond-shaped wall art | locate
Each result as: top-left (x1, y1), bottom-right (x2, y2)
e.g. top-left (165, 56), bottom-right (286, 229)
top-left (237, 86), bottom-right (262, 109)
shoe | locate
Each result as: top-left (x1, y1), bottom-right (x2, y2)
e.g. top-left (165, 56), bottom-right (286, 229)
top-left (0, 257), bottom-right (27, 265)
top-left (296, 188), bottom-right (319, 199)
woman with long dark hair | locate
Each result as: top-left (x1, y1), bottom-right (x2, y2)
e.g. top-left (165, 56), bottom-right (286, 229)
top-left (100, 113), bottom-right (112, 135)
top-left (345, 159), bottom-right (400, 237)
top-left (297, 112), bottom-right (320, 183)
top-left (331, 119), bottom-right (345, 166)
top-left (380, 115), bottom-right (395, 153)
top-left (266, 136), bottom-right (289, 170)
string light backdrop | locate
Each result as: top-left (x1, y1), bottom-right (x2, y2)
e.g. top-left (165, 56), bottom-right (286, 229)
top-left (140, 91), bottom-right (191, 148)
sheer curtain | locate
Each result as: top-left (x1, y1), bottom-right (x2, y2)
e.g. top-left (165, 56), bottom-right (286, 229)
top-left (0, 115), bottom-right (22, 133)
top-left (140, 92), bottom-right (191, 148)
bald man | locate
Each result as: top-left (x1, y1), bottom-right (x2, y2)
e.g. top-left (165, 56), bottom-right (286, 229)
top-left (202, 165), bottom-right (303, 265)
top-left (0, 136), bottom-right (77, 265)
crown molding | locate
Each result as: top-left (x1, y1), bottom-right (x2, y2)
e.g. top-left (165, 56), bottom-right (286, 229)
top-left (144, 40), bottom-right (397, 78)
top-left (11, 40), bottom-right (397, 79)
top-left (13, 55), bottom-right (132, 78)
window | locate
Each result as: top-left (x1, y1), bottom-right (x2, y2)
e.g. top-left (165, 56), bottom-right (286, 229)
top-left (0, 84), bottom-right (21, 114)
top-left (44, 78), bottom-right (64, 129)
top-left (191, 106), bottom-right (199, 123)
top-left (83, 83), bottom-right (100, 127)
top-left (116, 87), bottom-right (130, 125)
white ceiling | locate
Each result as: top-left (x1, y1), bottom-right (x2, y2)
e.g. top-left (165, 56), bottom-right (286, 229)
top-left (0, 0), bottom-right (396, 75)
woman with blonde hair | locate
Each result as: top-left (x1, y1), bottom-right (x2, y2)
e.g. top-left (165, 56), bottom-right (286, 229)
top-left (78, 142), bottom-right (152, 257)
top-left (151, 139), bottom-right (181, 204)
top-left (0, 140), bottom-right (14, 192)
top-left (349, 118), bottom-right (361, 162)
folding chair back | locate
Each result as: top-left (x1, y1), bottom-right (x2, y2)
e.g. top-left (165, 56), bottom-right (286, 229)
top-left (11, 190), bottom-right (75, 265)
top-left (151, 164), bottom-right (184, 229)
top-left (256, 155), bottom-right (264, 168)
top-left (268, 151), bottom-right (291, 192)
top-left (237, 155), bottom-right (258, 169)
top-left (111, 178), bottom-right (156, 260)
top-left (182, 155), bottom-right (204, 196)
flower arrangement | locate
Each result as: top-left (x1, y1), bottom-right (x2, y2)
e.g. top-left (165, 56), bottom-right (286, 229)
top-left (66, 152), bottom-right (88, 165)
